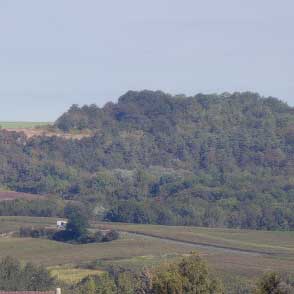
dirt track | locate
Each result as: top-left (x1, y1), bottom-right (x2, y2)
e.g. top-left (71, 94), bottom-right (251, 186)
top-left (116, 230), bottom-right (275, 257)
top-left (3, 128), bottom-right (91, 140)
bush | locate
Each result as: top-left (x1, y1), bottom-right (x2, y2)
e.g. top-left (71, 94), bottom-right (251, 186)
top-left (152, 254), bottom-right (224, 294)
top-left (100, 230), bottom-right (119, 242)
top-left (19, 226), bottom-right (56, 239)
top-left (256, 272), bottom-right (294, 294)
top-left (52, 229), bottom-right (119, 244)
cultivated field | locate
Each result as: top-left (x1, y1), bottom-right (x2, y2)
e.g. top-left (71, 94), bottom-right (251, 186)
top-left (49, 266), bottom-right (104, 283)
top-left (0, 121), bottom-right (91, 140)
top-left (0, 216), bottom-right (58, 233)
top-left (0, 121), bottom-right (51, 129)
top-left (0, 216), bottom-right (293, 284)
top-left (0, 191), bottom-right (44, 202)
top-left (94, 222), bottom-right (294, 278)
top-left (96, 223), bottom-right (294, 255)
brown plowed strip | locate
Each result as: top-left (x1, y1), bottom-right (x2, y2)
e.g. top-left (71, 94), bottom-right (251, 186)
top-left (3, 128), bottom-right (91, 140)
top-left (0, 191), bottom-right (44, 201)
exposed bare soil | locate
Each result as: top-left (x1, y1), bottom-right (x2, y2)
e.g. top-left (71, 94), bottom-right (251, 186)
top-left (3, 128), bottom-right (91, 140)
top-left (0, 191), bottom-right (43, 201)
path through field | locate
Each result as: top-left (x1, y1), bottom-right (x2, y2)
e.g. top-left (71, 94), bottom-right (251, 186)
top-left (122, 231), bottom-right (267, 256)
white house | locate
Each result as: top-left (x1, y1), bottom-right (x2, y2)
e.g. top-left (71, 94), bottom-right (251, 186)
top-left (56, 220), bottom-right (67, 229)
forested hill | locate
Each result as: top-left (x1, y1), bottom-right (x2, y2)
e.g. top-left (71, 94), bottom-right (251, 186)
top-left (1, 91), bottom-right (294, 230)
top-left (55, 90), bottom-right (293, 172)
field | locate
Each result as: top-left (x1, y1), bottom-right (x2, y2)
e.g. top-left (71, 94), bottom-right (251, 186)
top-left (94, 223), bottom-right (294, 278)
top-left (0, 217), bottom-right (293, 285)
top-left (0, 121), bottom-right (51, 129)
top-left (96, 222), bottom-right (294, 254)
top-left (49, 266), bottom-right (104, 283)
top-left (0, 216), bottom-right (58, 234)
top-left (0, 121), bottom-right (91, 140)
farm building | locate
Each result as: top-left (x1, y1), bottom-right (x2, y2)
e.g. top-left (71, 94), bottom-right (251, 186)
top-left (56, 220), bottom-right (67, 229)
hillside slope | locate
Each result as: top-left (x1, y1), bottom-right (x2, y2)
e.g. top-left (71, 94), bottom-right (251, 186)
top-left (1, 91), bottom-right (293, 229)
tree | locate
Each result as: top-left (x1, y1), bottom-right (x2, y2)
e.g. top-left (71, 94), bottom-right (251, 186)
top-left (0, 256), bottom-right (55, 291)
top-left (0, 256), bottom-right (21, 291)
top-left (64, 203), bottom-right (89, 239)
top-left (78, 276), bottom-right (96, 294)
top-left (77, 274), bottom-right (117, 294)
top-left (152, 263), bottom-right (185, 294)
top-left (256, 272), bottom-right (294, 294)
top-left (152, 254), bottom-right (224, 294)
top-left (53, 203), bottom-right (89, 242)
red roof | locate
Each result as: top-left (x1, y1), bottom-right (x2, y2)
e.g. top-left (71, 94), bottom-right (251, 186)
top-left (0, 292), bottom-right (55, 294)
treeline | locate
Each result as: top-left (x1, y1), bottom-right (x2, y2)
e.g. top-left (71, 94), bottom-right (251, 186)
top-left (0, 256), bottom-right (55, 291)
top-left (74, 255), bottom-right (224, 294)
top-left (1, 255), bottom-right (293, 293)
top-left (0, 91), bottom-right (293, 230)
top-left (105, 198), bottom-right (294, 230)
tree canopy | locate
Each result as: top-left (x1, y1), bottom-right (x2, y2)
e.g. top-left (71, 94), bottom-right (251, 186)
top-left (0, 90), bottom-right (293, 230)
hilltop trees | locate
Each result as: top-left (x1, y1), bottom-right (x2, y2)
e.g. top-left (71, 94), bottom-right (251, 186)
top-left (0, 90), bottom-right (293, 230)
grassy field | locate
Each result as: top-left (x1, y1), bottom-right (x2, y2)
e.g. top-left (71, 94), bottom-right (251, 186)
top-left (49, 266), bottom-right (104, 283)
top-left (0, 121), bottom-right (51, 129)
top-left (0, 216), bottom-right (58, 233)
top-left (0, 122), bottom-right (91, 140)
top-left (93, 222), bottom-right (294, 278)
top-left (0, 216), bottom-right (293, 283)
top-left (95, 222), bottom-right (294, 255)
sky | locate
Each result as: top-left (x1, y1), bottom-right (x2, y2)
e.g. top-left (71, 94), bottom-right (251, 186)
top-left (0, 0), bottom-right (293, 121)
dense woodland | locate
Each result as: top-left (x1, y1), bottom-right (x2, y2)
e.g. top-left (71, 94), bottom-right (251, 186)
top-left (0, 90), bottom-right (294, 230)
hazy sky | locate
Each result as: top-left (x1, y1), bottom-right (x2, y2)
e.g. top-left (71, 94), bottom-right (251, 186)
top-left (0, 0), bottom-right (293, 121)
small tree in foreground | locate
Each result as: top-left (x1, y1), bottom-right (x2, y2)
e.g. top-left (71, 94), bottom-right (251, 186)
top-left (152, 254), bottom-right (224, 294)
top-left (255, 272), bottom-right (294, 294)
top-left (0, 256), bottom-right (55, 291)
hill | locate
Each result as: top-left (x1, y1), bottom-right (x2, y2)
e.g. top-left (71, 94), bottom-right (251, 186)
top-left (0, 91), bottom-right (293, 230)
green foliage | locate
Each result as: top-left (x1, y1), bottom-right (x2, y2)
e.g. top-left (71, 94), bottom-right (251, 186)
top-left (76, 273), bottom-right (117, 294)
top-left (0, 91), bottom-right (294, 230)
top-left (0, 256), bottom-right (55, 291)
top-left (256, 272), bottom-right (294, 294)
top-left (75, 256), bottom-right (223, 294)
top-left (65, 203), bottom-right (89, 238)
top-left (53, 203), bottom-right (89, 242)
top-left (52, 203), bottom-right (119, 244)
top-left (0, 198), bottom-right (64, 217)
top-left (152, 255), bottom-right (224, 294)
top-left (152, 263), bottom-right (185, 294)
top-left (19, 226), bottom-right (56, 239)
top-left (105, 200), bottom-right (176, 225)
top-left (223, 275), bottom-right (253, 294)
